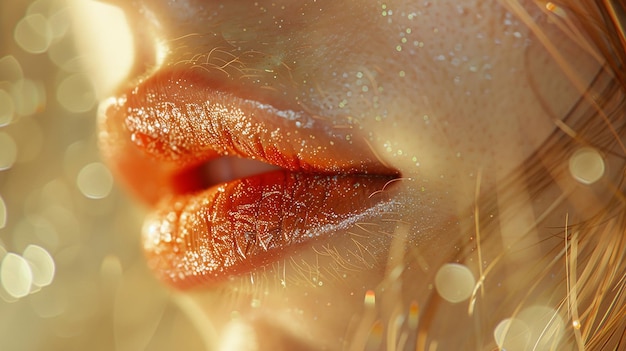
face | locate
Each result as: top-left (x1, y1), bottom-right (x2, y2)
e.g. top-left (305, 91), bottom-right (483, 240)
top-left (94, 0), bottom-right (599, 349)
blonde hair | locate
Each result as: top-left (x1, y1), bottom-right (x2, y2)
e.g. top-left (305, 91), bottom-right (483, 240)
top-left (405, 1), bottom-right (626, 350)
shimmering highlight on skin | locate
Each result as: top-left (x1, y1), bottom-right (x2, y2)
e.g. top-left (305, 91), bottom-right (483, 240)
top-left (143, 171), bottom-right (396, 287)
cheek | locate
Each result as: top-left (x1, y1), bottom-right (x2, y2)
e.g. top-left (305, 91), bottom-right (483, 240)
top-left (136, 0), bottom-right (555, 183)
top-left (318, 1), bottom-right (592, 189)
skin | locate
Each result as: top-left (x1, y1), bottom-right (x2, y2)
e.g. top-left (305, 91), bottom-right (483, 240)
top-left (98, 0), bottom-right (602, 349)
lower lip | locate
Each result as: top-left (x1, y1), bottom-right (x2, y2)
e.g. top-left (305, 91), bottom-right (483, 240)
top-left (142, 170), bottom-right (396, 288)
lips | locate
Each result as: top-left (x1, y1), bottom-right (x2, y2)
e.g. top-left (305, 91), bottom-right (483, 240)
top-left (99, 69), bottom-right (397, 288)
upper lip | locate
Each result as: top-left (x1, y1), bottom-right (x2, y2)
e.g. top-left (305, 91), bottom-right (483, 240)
top-left (100, 69), bottom-right (396, 202)
top-left (98, 68), bottom-right (398, 288)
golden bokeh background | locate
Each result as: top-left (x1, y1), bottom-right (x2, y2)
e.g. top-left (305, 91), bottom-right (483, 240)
top-left (0, 0), bottom-right (204, 349)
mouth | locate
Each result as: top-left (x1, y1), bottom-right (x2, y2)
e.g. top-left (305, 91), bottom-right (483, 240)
top-left (99, 69), bottom-right (398, 288)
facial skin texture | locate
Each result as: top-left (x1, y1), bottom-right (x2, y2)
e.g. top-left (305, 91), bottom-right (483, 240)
top-left (98, 0), bottom-right (601, 349)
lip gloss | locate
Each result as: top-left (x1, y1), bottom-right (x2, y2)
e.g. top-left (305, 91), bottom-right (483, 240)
top-left (143, 171), bottom-right (396, 288)
top-left (106, 70), bottom-right (392, 175)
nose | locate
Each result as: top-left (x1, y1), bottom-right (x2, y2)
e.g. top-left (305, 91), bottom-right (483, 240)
top-left (68, 0), bottom-right (162, 98)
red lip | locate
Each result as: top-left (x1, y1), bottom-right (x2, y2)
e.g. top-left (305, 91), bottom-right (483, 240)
top-left (99, 70), bottom-right (397, 288)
